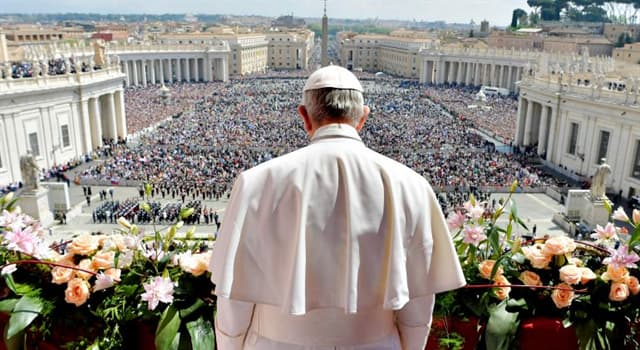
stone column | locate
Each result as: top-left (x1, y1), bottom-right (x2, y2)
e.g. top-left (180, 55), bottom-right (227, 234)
top-left (507, 66), bottom-right (513, 92)
top-left (89, 97), bottom-right (103, 148)
top-left (474, 63), bottom-right (481, 86)
top-left (132, 60), bottom-right (139, 86)
top-left (123, 61), bottom-right (130, 87)
top-left (523, 99), bottom-right (534, 145)
top-left (456, 62), bottom-right (464, 84)
top-left (206, 57), bottom-right (213, 82)
top-left (546, 107), bottom-right (557, 162)
top-left (141, 60), bottom-right (148, 87)
top-left (194, 58), bottom-right (200, 82)
top-left (150, 59), bottom-right (156, 84)
top-left (114, 89), bottom-right (127, 139)
top-left (80, 99), bottom-right (93, 153)
top-left (168, 59), bottom-right (174, 83)
top-left (515, 97), bottom-right (525, 145)
top-left (106, 93), bottom-right (118, 142)
top-left (537, 105), bottom-right (550, 155)
top-left (176, 58), bottom-right (183, 82)
top-left (499, 65), bottom-right (505, 88)
top-left (159, 59), bottom-right (165, 84)
top-left (185, 58), bottom-right (191, 82)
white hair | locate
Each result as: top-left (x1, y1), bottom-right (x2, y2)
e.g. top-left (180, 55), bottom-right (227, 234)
top-left (302, 88), bottom-right (364, 125)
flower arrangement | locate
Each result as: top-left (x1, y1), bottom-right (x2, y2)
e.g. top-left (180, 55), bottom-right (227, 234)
top-left (435, 184), bottom-right (640, 350)
top-left (0, 185), bottom-right (216, 350)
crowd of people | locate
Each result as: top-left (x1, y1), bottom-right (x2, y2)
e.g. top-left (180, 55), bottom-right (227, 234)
top-left (424, 85), bottom-right (518, 144)
top-left (2, 58), bottom-right (95, 80)
top-left (78, 76), bottom-right (561, 211)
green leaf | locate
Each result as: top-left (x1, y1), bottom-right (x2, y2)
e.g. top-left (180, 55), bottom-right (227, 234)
top-left (0, 299), bottom-right (18, 313)
top-left (603, 200), bottom-right (612, 216)
top-left (3, 275), bottom-right (17, 294)
top-left (509, 199), bottom-right (518, 220)
top-left (179, 207), bottom-right (194, 220)
top-left (185, 317), bottom-right (215, 349)
top-left (485, 300), bottom-right (519, 350)
top-left (179, 299), bottom-right (205, 320)
top-left (87, 342), bottom-right (100, 350)
top-left (144, 183), bottom-right (153, 197)
top-left (156, 305), bottom-right (181, 350)
top-left (7, 295), bottom-right (42, 339)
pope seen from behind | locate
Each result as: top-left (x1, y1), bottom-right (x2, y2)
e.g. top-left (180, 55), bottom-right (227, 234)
top-left (209, 65), bottom-right (466, 349)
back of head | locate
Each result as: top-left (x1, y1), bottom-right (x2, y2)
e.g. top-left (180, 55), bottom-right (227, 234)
top-left (302, 66), bottom-right (364, 125)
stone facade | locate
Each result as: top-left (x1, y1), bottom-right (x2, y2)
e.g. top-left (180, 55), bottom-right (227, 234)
top-left (266, 30), bottom-right (314, 70)
top-left (0, 64), bottom-right (125, 187)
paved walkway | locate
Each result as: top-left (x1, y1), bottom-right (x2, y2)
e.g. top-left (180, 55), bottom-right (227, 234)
top-left (46, 174), bottom-right (565, 242)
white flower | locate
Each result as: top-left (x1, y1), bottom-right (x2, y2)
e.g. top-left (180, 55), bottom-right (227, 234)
top-left (1, 264), bottom-right (17, 276)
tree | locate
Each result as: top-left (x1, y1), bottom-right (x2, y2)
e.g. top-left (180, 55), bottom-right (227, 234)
top-left (511, 8), bottom-right (528, 27)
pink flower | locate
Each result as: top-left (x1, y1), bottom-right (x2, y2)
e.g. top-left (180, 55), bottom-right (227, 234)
top-left (468, 205), bottom-right (485, 220)
top-left (141, 276), bottom-right (175, 311)
top-left (590, 223), bottom-right (618, 241)
top-left (0, 210), bottom-right (24, 231)
top-left (634, 209), bottom-right (640, 226)
top-left (463, 225), bottom-right (486, 246)
top-left (603, 245), bottom-right (640, 269)
top-left (93, 272), bottom-right (116, 292)
top-left (612, 207), bottom-right (629, 222)
top-left (3, 226), bottom-right (37, 255)
top-left (447, 211), bottom-right (465, 231)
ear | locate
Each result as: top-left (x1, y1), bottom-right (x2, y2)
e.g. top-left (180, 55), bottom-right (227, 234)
top-left (355, 105), bottom-right (370, 132)
top-left (298, 105), bottom-right (313, 134)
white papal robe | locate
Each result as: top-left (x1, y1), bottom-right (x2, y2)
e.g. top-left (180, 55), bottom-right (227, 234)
top-left (210, 123), bottom-right (466, 349)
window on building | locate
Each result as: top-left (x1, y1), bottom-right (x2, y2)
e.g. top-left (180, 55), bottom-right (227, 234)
top-left (596, 130), bottom-right (610, 164)
top-left (28, 132), bottom-right (40, 157)
top-left (633, 141), bottom-right (640, 179)
top-left (61, 124), bottom-right (71, 148)
top-left (567, 122), bottom-right (579, 155)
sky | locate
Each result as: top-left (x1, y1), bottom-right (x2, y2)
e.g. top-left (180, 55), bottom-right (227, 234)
top-left (2, 0), bottom-right (533, 26)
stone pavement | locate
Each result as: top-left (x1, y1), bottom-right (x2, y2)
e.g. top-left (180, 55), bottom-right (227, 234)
top-left (46, 174), bottom-right (566, 242)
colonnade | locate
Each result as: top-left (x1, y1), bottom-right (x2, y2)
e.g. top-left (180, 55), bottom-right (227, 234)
top-left (514, 96), bottom-right (558, 162)
top-left (422, 59), bottom-right (524, 92)
top-left (80, 90), bottom-right (127, 152)
top-left (120, 56), bottom-right (227, 87)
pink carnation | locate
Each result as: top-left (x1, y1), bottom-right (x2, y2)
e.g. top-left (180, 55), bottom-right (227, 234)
top-left (3, 226), bottom-right (37, 255)
top-left (447, 211), bottom-right (465, 231)
top-left (463, 225), bottom-right (486, 246)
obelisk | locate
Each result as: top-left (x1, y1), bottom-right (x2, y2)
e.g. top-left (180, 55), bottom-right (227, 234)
top-left (321, 0), bottom-right (329, 67)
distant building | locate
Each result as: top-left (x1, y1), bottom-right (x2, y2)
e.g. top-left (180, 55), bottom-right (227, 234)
top-left (267, 29), bottom-right (314, 70)
top-left (338, 30), bottom-right (438, 78)
top-left (613, 43), bottom-right (640, 64)
top-left (480, 20), bottom-right (489, 34)
top-left (0, 34), bottom-right (7, 63)
top-left (603, 23), bottom-right (640, 44)
top-left (488, 30), bottom-right (543, 51)
top-left (543, 36), bottom-right (613, 56)
top-left (272, 15), bottom-right (305, 28)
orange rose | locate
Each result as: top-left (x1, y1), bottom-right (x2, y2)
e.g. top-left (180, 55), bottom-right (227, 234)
top-left (478, 260), bottom-right (503, 280)
top-left (609, 282), bottom-right (630, 302)
top-left (56, 254), bottom-right (75, 266)
top-left (493, 275), bottom-right (511, 300)
top-left (603, 265), bottom-right (630, 283)
top-left (519, 271), bottom-right (542, 286)
top-left (64, 278), bottom-right (91, 306)
top-left (559, 265), bottom-right (583, 285)
top-left (542, 236), bottom-right (576, 256)
top-left (91, 251), bottom-right (115, 270)
top-left (551, 283), bottom-right (574, 309)
top-left (522, 244), bottom-right (552, 269)
top-left (179, 252), bottom-right (210, 277)
top-left (51, 266), bottom-right (74, 285)
top-left (76, 259), bottom-right (95, 280)
top-left (68, 235), bottom-right (99, 256)
top-left (627, 276), bottom-right (640, 296)
top-left (579, 267), bottom-right (597, 284)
